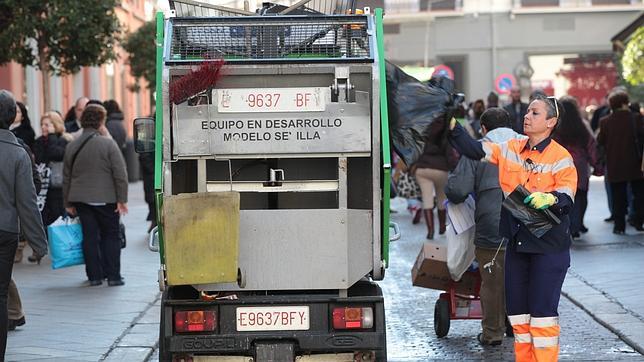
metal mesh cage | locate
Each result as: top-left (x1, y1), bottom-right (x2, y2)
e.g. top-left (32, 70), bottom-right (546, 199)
top-left (170, 0), bottom-right (254, 17)
top-left (168, 16), bottom-right (371, 61)
top-left (170, 0), bottom-right (357, 16)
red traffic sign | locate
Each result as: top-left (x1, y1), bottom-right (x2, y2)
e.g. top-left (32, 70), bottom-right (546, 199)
top-left (432, 64), bottom-right (454, 80)
top-left (495, 73), bottom-right (516, 94)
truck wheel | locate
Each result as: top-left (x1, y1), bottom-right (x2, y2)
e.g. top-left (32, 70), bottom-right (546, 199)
top-left (434, 299), bottom-right (450, 338)
top-left (158, 289), bottom-right (172, 362)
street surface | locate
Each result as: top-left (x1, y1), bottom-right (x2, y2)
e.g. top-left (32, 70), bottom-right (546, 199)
top-left (6, 177), bottom-right (644, 361)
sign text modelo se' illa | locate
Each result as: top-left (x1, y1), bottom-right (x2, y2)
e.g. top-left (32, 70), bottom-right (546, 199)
top-left (201, 118), bottom-right (343, 130)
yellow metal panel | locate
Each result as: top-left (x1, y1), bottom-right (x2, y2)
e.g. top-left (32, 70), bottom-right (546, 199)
top-left (163, 192), bottom-right (240, 285)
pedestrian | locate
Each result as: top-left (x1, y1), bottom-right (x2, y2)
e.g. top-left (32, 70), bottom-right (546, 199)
top-left (9, 101), bottom-right (35, 150)
top-left (412, 116), bottom-right (454, 239)
top-left (445, 107), bottom-right (525, 346)
top-left (469, 99), bottom-right (485, 139)
top-left (504, 86), bottom-right (528, 134)
top-left (449, 95), bottom-right (577, 361)
top-left (553, 96), bottom-right (602, 238)
top-left (63, 104), bottom-right (129, 287)
top-left (33, 111), bottom-right (73, 227)
top-left (487, 92), bottom-right (499, 108)
top-left (590, 94), bottom-right (610, 133)
top-left (596, 90), bottom-right (644, 234)
top-left (64, 97), bottom-right (89, 133)
top-left (0, 90), bottom-right (48, 360)
top-left (13, 126), bottom-right (43, 264)
top-left (103, 99), bottom-right (127, 153)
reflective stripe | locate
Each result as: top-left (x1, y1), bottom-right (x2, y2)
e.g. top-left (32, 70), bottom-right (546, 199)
top-left (508, 314), bottom-right (531, 325)
top-left (533, 336), bottom-right (559, 348)
top-left (504, 149), bottom-right (523, 167)
top-left (552, 157), bottom-right (575, 174)
top-left (514, 333), bottom-right (532, 344)
top-left (530, 326), bottom-right (560, 338)
top-left (530, 316), bottom-right (559, 328)
top-left (482, 142), bottom-right (495, 162)
top-left (555, 186), bottom-right (574, 199)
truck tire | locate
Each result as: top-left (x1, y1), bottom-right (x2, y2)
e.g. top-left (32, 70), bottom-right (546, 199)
top-left (434, 299), bottom-right (450, 338)
top-left (158, 289), bottom-right (172, 362)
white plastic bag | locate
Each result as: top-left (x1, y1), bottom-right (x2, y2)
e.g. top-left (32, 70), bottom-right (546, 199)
top-left (445, 197), bottom-right (476, 281)
top-left (446, 195), bottom-right (476, 234)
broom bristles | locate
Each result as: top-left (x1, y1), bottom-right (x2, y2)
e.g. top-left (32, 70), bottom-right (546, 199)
top-left (169, 59), bottom-right (225, 105)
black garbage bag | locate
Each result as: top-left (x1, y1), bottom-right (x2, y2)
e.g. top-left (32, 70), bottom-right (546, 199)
top-left (502, 185), bottom-right (561, 238)
top-left (386, 62), bottom-right (460, 167)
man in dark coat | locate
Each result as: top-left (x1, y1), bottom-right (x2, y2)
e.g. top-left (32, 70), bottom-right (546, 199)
top-left (597, 90), bottom-right (644, 234)
top-left (0, 90), bottom-right (47, 359)
top-left (445, 108), bottom-right (525, 346)
top-left (503, 87), bottom-right (528, 134)
top-left (64, 97), bottom-right (89, 133)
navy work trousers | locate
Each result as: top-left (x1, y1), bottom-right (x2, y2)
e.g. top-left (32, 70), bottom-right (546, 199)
top-left (505, 243), bottom-right (570, 317)
top-left (75, 203), bottom-right (121, 283)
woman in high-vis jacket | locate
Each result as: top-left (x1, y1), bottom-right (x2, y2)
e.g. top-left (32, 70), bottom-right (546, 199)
top-left (449, 95), bottom-right (577, 362)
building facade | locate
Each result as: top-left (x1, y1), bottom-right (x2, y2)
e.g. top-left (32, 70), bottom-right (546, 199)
top-left (0, 0), bottom-right (155, 136)
top-left (381, 0), bottom-right (643, 105)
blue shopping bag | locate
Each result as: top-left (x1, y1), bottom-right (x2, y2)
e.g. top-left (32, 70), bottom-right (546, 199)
top-left (48, 216), bottom-right (84, 269)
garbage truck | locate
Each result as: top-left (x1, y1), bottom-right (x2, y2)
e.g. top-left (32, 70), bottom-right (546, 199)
top-left (134, 1), bottom-right (398, 360)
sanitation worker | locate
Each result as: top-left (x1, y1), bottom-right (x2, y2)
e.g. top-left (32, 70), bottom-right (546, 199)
top-left (448, 95), bottom-right (577, 362)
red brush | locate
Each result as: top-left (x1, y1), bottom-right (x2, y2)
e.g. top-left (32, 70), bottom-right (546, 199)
top-left (169, 59), bottom-right (225, 104)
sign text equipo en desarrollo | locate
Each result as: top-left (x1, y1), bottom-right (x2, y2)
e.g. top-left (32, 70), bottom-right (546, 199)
top-left (201, 118), bottom-right (343, 142)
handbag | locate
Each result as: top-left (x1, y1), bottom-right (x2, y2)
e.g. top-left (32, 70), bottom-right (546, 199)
top-left (49, 161), bottom-right (64, 188)
top-left (119, 218), bottom-right (126, 249)
top-left (396, 171), bottom-right (422, 199)
top-left (48, 215), bottom-right (84, 269)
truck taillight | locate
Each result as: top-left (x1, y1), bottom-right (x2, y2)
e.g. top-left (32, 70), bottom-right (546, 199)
top-left (174, 310), bottom-right (216, 333)
top-left (332, 307), bottom-right (374, 330)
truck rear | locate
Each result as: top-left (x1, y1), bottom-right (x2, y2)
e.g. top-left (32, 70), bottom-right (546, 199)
top-left (135, 1), bottom-right (397, 360)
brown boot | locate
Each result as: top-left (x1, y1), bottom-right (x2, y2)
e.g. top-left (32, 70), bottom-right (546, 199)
top-left (423, 209), bottom-right (435, 240)
top-left (437, 209), bottom-right (447, 235)
top-left (13, 240), bottom-right (26, 263)
top-left (412, 209), bottom-right (422, 224)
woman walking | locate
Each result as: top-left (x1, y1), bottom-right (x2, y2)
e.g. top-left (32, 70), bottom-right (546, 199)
top-left (412, 116), bottom-right (454, 239)
top-left (63, 104), bottom-right (128, 286)
top-left (553, 96), bottom-right (601, 238)
top-left (33, 111), bottom-right (73, 227)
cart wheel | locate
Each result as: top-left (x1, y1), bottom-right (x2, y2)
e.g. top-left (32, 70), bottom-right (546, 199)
top-left (434, 299), bottom-right (450, 338)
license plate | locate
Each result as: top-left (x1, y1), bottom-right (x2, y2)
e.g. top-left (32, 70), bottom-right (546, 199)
top-left (236, 306), bottom-right (310, 331)
top-left (216, 87), bottom-right (329, 113)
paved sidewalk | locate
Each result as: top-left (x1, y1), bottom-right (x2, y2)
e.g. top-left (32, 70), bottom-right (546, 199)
top-left (561, 176), bottom-right (644, 355)
top-left (7, 182), bottom-right (161, 361)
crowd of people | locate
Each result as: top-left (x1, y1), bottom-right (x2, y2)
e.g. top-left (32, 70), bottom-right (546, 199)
top-left (0, 91), bottom-right (158, 358)
top-left (394, 85), bottom-right (643, 360)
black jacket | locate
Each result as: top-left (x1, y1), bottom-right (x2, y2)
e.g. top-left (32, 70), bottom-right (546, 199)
top-left (11, 122), bottom-right (35, 150)
top-left (33, 133), bottom-right (69, 165)
top-left (106, 112), bottom-right (127, 151)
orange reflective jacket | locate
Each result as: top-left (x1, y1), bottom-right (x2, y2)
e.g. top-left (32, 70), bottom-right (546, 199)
top-left (482, 138), bottom-right (577, 200)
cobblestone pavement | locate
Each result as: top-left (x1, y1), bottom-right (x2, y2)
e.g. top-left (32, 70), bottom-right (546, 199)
top-left (382, 197), bottom-right (643, 361)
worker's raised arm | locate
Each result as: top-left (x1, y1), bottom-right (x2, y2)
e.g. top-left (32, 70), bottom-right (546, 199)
top-left (448, 119), bottom-right (501, 165)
